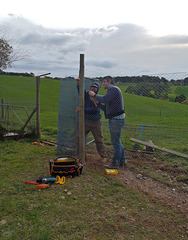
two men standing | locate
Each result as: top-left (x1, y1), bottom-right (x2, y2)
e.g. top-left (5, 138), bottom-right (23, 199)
top-left (76, 78), bottom-right (107, 163)
top-left (89, 76), bottom-right (126, 168)
top-left (77, 75), bottom-right (126, 168)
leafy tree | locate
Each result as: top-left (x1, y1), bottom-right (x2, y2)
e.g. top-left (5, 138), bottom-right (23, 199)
top-left (184, 77), bottom-right (188, 85)
top-left (153, 83), bottom-right (169, 99)
top-left (125, 86), bottom-right (135, 94)
top-left (134, 84), bottom-right (153, 97)
top-left (0, 38), bottom-right (14, 70)
top-left (175, 94), bottom-right (186, 103)
top-left (125, 83), bottom-right (153, 98)
top-left (0, 38), bottom-right (13, 69)
top-left (0, 31), bottom-right (27, 71)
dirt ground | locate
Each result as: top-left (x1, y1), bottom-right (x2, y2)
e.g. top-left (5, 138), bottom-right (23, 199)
top-left (84, 150), bottom-right (188, 219)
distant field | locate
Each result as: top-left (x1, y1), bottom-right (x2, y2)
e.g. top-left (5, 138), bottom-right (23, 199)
top-left (170, 85), bottom-right (188, 97)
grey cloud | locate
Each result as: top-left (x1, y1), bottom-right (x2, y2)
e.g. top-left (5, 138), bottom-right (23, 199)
top-left (157, 35), bottom-right (188, 45)
top-left (87, 58), bottom-right (117, 68)
top-left (1, 15), bottom-right (188, 77)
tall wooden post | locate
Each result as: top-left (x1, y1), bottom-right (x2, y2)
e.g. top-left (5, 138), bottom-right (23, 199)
top-left (36, 76), bottom-right (41, 140)
top-left (79, 54), bottom-right (85, 162)
top-left (35, 73), bottom-right (51, 141)
top-left (1, 98), bottom-right (5, 120)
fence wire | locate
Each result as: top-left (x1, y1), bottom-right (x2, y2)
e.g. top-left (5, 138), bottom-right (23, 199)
top-left (0, 73), bottom-right (188, 190)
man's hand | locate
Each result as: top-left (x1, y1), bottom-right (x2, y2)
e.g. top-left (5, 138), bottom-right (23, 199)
top-left (88, 90), bottom-right (95, 97)
top-left (90, 96), bottom-right (98, 107)
top-left (76, 78), bottom-right (80, 86)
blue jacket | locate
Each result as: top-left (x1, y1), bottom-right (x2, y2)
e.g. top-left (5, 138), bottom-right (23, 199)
top-left (95, 85), bottom-right (125, 119)
top-left (78, 82), bottom-right (102, 120)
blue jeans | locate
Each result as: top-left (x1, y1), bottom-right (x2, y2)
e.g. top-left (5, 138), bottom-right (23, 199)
top-left (109, 118), bottom-right (126, 167)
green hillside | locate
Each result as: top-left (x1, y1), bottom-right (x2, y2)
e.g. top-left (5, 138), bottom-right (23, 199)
top-left (1, 76), bottom-right (188, 129)
top-left (170, 85), bottom-right (188, 97)
top-left (0, 75), bottom-right (188, 153)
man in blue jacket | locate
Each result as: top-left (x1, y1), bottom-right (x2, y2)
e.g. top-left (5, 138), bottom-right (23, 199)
top-left (76, 78), bottom-right (107, 163)
top-left (89, 76), bottom-right (126, 168)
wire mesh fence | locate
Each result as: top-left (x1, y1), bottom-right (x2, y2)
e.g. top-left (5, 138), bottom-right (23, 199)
top-left (0, 73), bottom-right (188, 190)
top-left (0, 75), bottom-right (36, 138)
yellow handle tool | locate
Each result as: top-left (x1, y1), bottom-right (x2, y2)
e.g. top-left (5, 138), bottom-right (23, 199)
top-left (55, 176), bottom-right (66, 184)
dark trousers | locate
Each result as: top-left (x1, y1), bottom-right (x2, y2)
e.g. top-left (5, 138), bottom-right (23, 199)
top-left (85, 119), bottom-right (107, 158)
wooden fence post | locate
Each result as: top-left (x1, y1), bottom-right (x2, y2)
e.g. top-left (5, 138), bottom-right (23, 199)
top-left (36, 76), bottom-right (41, 140)
top-left (1, 98), bottom-right (5, 120)
top-left (79, 54), bottom-right (85, 162)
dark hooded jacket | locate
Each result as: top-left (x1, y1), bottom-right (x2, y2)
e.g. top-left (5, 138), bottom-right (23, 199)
top-left (77, 82), bottom-right (101, 120)
top-left (85, 82), bottom-right (101, 120)
top-left (77, 82), bottom-right (102, 120)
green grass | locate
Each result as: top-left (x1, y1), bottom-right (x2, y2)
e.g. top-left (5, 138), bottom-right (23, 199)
top-left (0, 76), bottom-right (60, 138)
top-left (0, 75), bottom-right (36, 108)
top-left (0, 76), bottom-right (188, 239)
top-left (0, 75), bottom-right (188, 153)
top-left (0, 140), bottom-right (187, 240)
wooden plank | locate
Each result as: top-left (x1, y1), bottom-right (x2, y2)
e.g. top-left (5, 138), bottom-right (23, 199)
top-left (130, 137), bottom-right (188, 159)
top-left (41, 140), bottom-right (57, 146)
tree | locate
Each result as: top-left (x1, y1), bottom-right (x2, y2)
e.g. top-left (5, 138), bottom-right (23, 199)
top-left (125, 83), bottom-right (153, 98)
top-left (184, 77), bottom-right (188, 85)
top-left (175, 94), bottom-right (186, 103)
top-left (0, 38), bottom-right (13, 70)
top-left (153, 83), bottom-right (169, 99)
top-left (0, 32), bottom-right (27, 70)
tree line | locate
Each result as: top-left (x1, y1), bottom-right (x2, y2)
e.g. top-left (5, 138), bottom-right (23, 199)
top-left (98, 75), bottom-right (188, 86)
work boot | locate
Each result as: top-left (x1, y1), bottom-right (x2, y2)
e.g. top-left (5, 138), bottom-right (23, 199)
top-left (105, 163), bottom-right (118, 169)
top-left (119, 162), bottom-right (127, 169)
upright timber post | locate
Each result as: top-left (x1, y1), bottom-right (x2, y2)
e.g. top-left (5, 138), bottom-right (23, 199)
top-left (79, 54), bottom-right (85, 162)
top-left (1, 98), bottom-right (5, 120)
top-left (36, 76), bottom-right (41, 140)
top-left (36, 73), bottom-right (51, 140)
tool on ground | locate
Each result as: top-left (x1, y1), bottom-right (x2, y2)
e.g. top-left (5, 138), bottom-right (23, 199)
top-left (24, 156), bottom-right (83, 189)
top-left (37, 184), bottom-right (50, 189)
top-left (36, 176), bottom-right (56, 184)
top-left (105, 169), bottom-right (118, 175)
top-left (49, 156), bottom-right (83, 178)
top-left (55, 176), bottom-right (66, 184)
top-left (24, 181), bottom-right (50, 189)
top-left (32, 142), bottom-right (44, 146)
top-left (24, 181), bottom-right (40, 185)
top-left (134, 124), bottom-right (146, 150)
top-left (24, 176), bottom-right (56, 189)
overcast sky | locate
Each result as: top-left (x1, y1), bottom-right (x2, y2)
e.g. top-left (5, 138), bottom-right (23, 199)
top-left (1, 0), bottom-right (188, 78)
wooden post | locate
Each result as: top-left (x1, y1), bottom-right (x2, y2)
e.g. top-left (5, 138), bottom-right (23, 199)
top-left (1, 98), bottom-right (5, 120)
top-left (79, 54), bottom-right (85, 162)
top-left (36, 76), bottom-right (41, 140)
top-left (36, 73), bottom-right (50, 141)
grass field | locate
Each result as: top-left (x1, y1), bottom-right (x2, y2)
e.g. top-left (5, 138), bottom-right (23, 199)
top-left (0, 75), bottom-right (188, 152)
top-left (0, 75), bottom-right (188, 239)
top-left (0, 140), bottom-right (187, 240)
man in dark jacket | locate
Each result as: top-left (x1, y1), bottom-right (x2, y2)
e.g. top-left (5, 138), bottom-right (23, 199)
top-left (88, 76), bottom-right (126, 168)
top-left (76, 78), bottom-right (107, 163)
